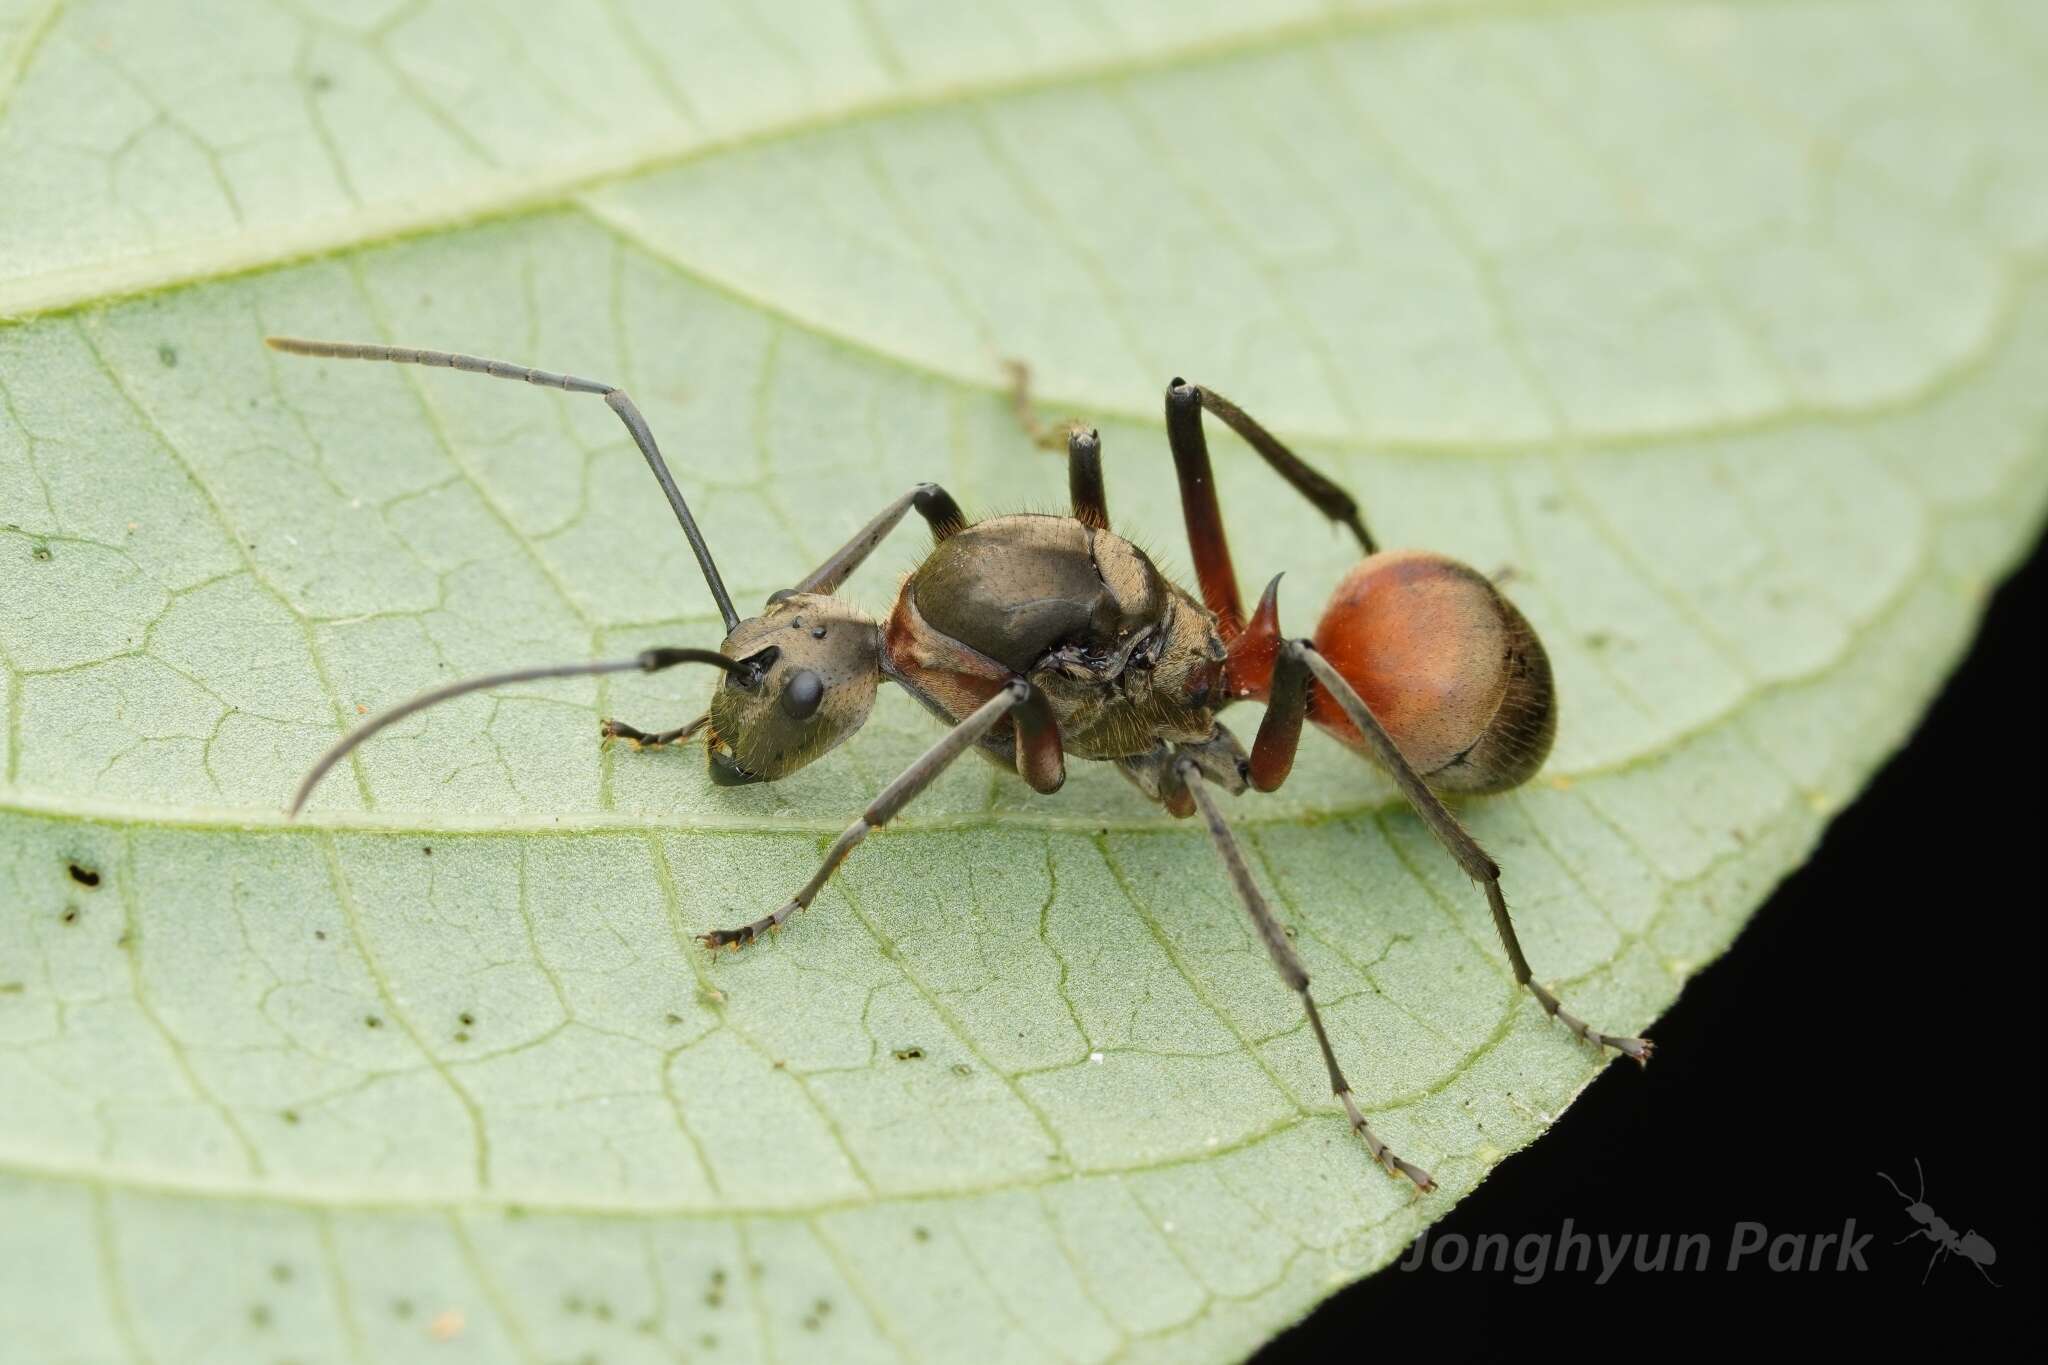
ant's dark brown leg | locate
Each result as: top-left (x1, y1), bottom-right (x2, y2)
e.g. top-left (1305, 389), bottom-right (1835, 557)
top-left (1004, 364), bottom-right (1108, 530)
top-left (1066, 428), bottom-right (1108, 531)
top-left (701, 680), bottom-right (1040, 948)
top-left (1261, 641), bottom-right (1652, 1062)
top-left (1177, 757), bottom-right (1435, 1192)
top-left (789, 483), bottom-right (967, 597)
top-left (599, 715), bottom-right (711, 749)
top-left (1013, 684), bottom-right (1067, 793)
top-left (1163, 381), bottom-right (1376, 635)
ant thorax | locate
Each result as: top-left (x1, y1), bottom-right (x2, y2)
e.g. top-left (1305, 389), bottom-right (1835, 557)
top-left (885, 514), bottom-right (1227, 763)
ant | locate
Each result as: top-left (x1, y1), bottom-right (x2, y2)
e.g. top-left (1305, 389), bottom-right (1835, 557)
top-left (1878, 1159), bottom-right (2000, 1285)
top-left (270, 334), bottom-right (1652, 1192)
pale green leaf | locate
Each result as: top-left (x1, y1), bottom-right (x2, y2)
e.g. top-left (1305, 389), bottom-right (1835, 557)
top-left (4, 1), bottom-right (2047, 1361)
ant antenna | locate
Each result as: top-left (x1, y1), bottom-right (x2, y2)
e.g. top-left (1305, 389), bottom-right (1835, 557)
top-left (266, 336), bottom-right (741, 633)
top-left (288, 647), bottom-right (744, 816)
top-left (1876, 1157), bottom-right (1927, 1205)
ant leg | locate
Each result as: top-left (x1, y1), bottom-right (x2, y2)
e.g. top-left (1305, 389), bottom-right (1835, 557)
top-left (1178, 757), bottom-right (1435, 1192)
top-left (266, 336), bottom-right (740, 633)
top-left (1261, 640), bottom-right (1652, 1062)
top-left (600, 714), bottom-right (711, 749)
top-left (1066, 428), bottom-right (1108, 530)
top-left (1163, 380), bottom-right (1375, 635)
top-left (788, 483), bottom-right (968, 597)
top-left (701, 680), bottom-right (1042, 948)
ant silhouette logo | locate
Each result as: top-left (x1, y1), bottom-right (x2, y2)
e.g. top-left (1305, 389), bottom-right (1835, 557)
top-left (1877, 1159), bottom-right (1999, 1286)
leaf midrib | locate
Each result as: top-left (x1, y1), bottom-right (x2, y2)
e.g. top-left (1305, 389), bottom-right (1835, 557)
top-left (0, 0), bottom-right (1803, 327)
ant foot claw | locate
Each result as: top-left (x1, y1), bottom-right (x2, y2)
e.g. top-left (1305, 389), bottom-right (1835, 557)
top-left (598, 719), bottom-right (646, 750)
top-left (1611, 1034), bottom-right (1654, 1065)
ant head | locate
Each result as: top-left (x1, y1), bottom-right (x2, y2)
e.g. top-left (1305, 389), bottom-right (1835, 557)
top-left (703, 593), bottom-right (881, 786)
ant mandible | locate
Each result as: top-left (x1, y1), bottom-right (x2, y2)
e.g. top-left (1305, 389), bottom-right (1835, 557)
top-left (271, 335), bottom-right (1652, 1192)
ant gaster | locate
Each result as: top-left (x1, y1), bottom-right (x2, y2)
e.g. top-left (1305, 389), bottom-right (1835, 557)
top-left (1878, 1159), bottom-right (2000, 1285)
top-left (271, 335), bottom-right (1652, 1192)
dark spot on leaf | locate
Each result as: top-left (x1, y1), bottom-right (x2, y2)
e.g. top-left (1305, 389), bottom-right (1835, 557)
top-left (563, 1294), bottom-right (584, 1314)
top-left (280, 1109), bottom-right (299, 1125)
top-left (364, 1015), bottom-right (382, 1029)
top-left (950, 1063), bottom-right (971, 1077)
top-left (459, 1011), bottom-right (474, 1027)
top-left (423, 846), bottom-right (432, 856)
top-left (314, 930), bottom-right (326, 941)
top-left (704, 1290), bottom-right (724, 1308)
top-left (271, 1263), bottom-right (293, 1284)
top-left (592, 1302), bottom-right (613, 1322)
top-left (699, 1335), bottom-right (718, 1351)
top-left (912, 1226), bottom-right (931, 1243)
top-left (157, 343), bottom-right (177, 367)
top-left (1584, 631), bottom-right (1611, 651)
top-left (249, 1304), bottom-right (271, 1328)
top-left (60, 906), bottom-right (78, 925)
top-left (892, 1046), bottom-right (924, 1061)
top-left (68, 862), bottom-right (100, 888)
top-left (30, 544), bottom-right (52, 562)
top-left (309, 71), bottom-right (333, 91)
top-left (813, 1298), bottom-right (831, 1315)
top-left (0, 982), bottom-right (22, 995)
top-left (709, 1268), bottom-right (726, 1287)
top-left (453, 1030), bottom-right (469, 1043)
top-left (393, 1298), bottom-right (414, 1320)
top-left (665, 1012), bottom-right (684, 1025)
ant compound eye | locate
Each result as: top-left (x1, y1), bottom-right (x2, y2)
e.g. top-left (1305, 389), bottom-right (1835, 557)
top-left (781, 669), bottom-right (825, 720)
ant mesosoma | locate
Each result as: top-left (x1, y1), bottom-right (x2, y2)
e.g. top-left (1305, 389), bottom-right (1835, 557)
top-left (1878, 1159), bottom-right (2000, 1285)
top-left (271, 335), bottom-right (1652, 1191)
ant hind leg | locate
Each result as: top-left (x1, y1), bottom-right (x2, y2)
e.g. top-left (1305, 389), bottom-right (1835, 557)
top-left (1257, 638), bottom-right (1651, 1062)
top-left (1178, 755), bottom-right (1435, 1193)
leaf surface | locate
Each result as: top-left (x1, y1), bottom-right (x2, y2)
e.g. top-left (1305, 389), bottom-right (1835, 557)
top-left (3, 1), bottom-right (2046, 1360)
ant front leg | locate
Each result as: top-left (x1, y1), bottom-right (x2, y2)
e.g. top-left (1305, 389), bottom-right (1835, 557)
top-left (600, 714), bottom-right (711, 749)
top-left (1178, 757), bottom-right (1435, 1192)
top-left (701, 680), bottom-right (1054, 948)
top-left (1256, 639), bottom-right (1652, 1062)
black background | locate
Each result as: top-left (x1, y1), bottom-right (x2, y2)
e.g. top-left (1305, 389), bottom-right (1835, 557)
top-left (1259, 533), bottom-right (2036, 1359)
